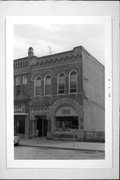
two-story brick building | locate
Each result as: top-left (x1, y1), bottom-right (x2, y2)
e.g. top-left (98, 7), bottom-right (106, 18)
top-left (14, 46), bottom-right (105, 142)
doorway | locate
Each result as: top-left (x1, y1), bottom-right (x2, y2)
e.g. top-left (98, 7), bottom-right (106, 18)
top-left (37, 116), bottom-right (48, 137)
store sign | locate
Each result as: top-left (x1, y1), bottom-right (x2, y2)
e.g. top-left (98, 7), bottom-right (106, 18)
top-left (30, 109), bottom-right (49, 116)
top-left (55, 106), bottom-right (77, 117)
top-left (14, 105), bottom-right (26, 113)
top-left (61, 109), bottom-right (71, 115)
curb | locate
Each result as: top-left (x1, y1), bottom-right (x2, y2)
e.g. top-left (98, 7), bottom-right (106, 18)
top-left (19, 143), bottom-right (105, 153)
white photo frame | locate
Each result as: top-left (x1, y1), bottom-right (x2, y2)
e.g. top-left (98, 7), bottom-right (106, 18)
top-left (6, 16), bottom-right (112, 169)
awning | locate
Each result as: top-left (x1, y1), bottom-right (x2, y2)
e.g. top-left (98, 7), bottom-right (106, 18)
top-left (14, 113), bottom-right (29, 116)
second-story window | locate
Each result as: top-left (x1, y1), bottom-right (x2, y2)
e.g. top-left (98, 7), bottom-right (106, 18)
top-left (45, 75), bottom-right (51, 96)
top-left (58, 73), bottom-right (65, 94)
top-left (69, 71), bottom-right (77, 93)
top-left (16, 76), bottom-right (21, 95)
top-left (35, 77), bottom-right (41, 96)
top-left (23, 75), bottom-right (27, 94)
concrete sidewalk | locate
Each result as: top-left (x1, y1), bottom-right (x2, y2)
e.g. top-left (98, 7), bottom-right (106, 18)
top-left (19, 137), bottom-right (105, 152)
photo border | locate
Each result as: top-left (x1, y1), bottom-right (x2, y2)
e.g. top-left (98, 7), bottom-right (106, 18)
top-left (6, 16), bottom-right (112, 168)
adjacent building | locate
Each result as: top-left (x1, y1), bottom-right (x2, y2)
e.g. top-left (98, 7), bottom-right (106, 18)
top-left (14, 46), bottom-right (105, 142)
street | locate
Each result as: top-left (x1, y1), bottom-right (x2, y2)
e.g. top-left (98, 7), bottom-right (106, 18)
top-left (14, 146), bottom-right (105, 159)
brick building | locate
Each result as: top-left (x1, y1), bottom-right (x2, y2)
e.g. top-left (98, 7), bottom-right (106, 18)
top-left (14, 46), bottom-right (105, 142)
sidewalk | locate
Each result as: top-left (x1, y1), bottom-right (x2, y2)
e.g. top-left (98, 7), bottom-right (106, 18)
top-left (19, 137), bottom-right (105, 152)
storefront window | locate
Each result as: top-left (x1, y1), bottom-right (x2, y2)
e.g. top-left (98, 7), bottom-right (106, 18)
top-left (16, 76), bottom-right (21, 95)
top-left (45, 75), bottom-right (51, 95)
top-left (69, 71), bottom-right (77, 93)
top-left (58, 73), bottom-right (65, 94)
top-left (56, 116), bottom-right (78, 130)
top-left (23, 75), bottom-right (27, 94)
top-left (35, 77), bottom-right (42, 96)
top-left (17, 119), bottom-right (25, 133)
top-left (14, 116), bottom-right (25, 134)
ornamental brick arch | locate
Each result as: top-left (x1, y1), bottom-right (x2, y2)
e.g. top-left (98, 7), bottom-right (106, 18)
top-left (31, 69), bottom-right (54, 81)
top-left (51, 98), bottom-right (83, 132)
top-left (31, 71), bottom-right (42, 81)
top-left (67, 65), bottom-right (81, 75)
top-left (41, 70), bottom-right (54, 79)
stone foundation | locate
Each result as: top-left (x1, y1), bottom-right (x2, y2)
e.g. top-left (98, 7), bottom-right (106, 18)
top-left (47, 130), bottom-right (105, 142)
top-left (84, 131), bottom-right (105, 142)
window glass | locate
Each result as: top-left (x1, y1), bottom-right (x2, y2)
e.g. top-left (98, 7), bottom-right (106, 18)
top-left (70, 71), bottom-right (77, 93)
top-left (46, 76), bottom-right (51, 85)
top-left (58, 73), bottom-right (65, 94)
top-left (45, 75), bottom-right (51, 95)
top-left (56, 116), bottom-right (78, 130)
top-left (14, 117), bottom-right (25, 134)
top-left (23, 75), bottom-right (27, 94)
top-left (16, 76), bottom-right (21, 95)
top-left (23, 75), bottom-right (27, 84)
top-left (35, 77), bottom-right (41, 96)
top-left (16, 76), bottom-right (21, 85)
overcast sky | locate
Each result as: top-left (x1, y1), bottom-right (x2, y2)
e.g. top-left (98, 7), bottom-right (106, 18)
top-left (14, 24), bottom-right (104, 65)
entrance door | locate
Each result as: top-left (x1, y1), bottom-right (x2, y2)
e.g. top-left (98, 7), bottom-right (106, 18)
top-left (37, 116), bottom-right (48, 137)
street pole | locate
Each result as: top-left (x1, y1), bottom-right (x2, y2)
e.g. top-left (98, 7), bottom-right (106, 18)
top-left (73, 131), bottom-right (75, 147)
top-left (36, 129), bottom-right (39, 144)
top-left (17, 120), bottom-right (19, 135)
top-left (71, 129), bottom-right (76, 148)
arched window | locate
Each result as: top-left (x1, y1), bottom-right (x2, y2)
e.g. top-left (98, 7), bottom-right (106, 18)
top-left (35, 77), bottom-right (41, 96)
top-left (69, 71), bottom-right (77, 93)
top-left (45, 75), bottom-right (51, 95)
top-left (58, 73), bottom-right (65, 94)
top-left (22, 75), bottom-right (27, 94)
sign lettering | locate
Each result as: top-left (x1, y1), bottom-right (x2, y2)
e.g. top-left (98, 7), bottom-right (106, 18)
top-left (55, 106), bottom-right (77, 117)
top-left (14, 106), bottom-right (26, 113)
top-left (61, 109), bottom-right (71, 115)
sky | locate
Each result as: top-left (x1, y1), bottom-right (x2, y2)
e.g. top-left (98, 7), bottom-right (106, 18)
top-left (14, 24), bottom-right (104, 65)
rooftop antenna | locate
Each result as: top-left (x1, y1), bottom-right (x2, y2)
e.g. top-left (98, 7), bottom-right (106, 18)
top-left (48, 46), bottom-right (54, 55)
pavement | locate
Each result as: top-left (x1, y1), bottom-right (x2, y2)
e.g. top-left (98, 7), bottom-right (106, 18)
top-left (19, 137), bottom-right (105, 152)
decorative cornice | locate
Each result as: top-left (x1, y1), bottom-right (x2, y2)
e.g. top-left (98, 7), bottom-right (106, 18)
top-left (30, 54), bottom-right (81, 68)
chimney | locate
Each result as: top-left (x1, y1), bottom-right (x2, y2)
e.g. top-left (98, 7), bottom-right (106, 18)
top-left (28, 47), bottom-right (34, 57)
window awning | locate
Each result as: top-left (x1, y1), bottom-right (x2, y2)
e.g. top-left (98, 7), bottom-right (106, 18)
top-left (14, 113), bottom-right (28, 116)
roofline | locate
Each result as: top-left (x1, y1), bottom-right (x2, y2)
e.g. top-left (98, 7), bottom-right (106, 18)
top-left (38, 50), bottom-right (73, 59)
top-left (14, 56), bottom-right (37, 62)
top-left (14, 49), bottom-right (74, 62)
top-left (14, 46), bottom-right (104, 67)
top-left (14, 57), bottom-right (28, 62)
top-left (81, 46), bottom-right (104, 67)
